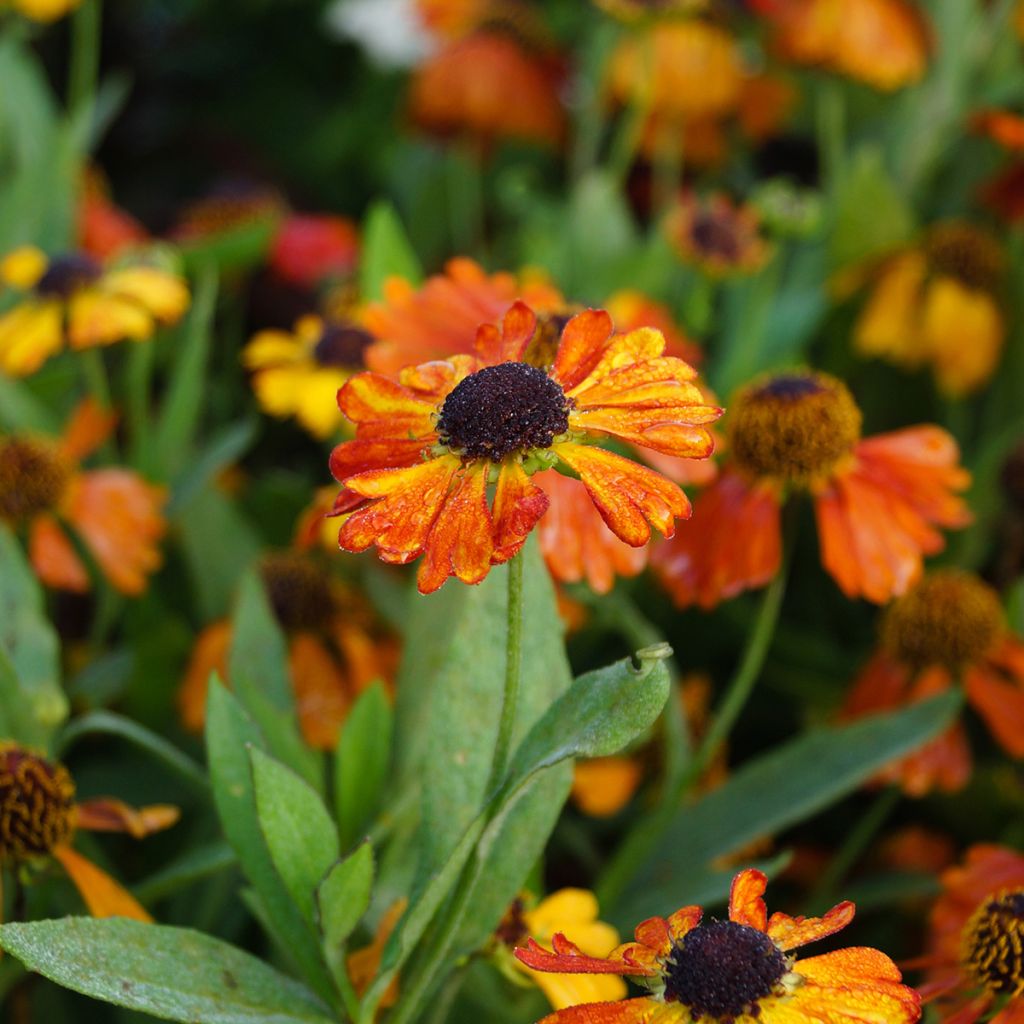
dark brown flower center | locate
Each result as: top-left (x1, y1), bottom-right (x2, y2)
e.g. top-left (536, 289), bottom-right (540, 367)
top-left (437, 362), bottom-right (572, 461)
top-left (259, 553), bottom-right (337, 634)
top-left (34, 254), bottom-right (102, 298)
top-left (313, 323), bottom-right (373, 369)
top-left (962, 889), bottom-right (1024, 998)
top-left (0, 744), bottom-right (76, 862)
top-left (691, 211), bottom-right (742, 264)
top-left (729, 371), bottom-right (861, 482)
top-left (664, 920), bottom-right (788, 1021)
top-left (926, 223), bottom-right (1004, 292)
top-left (0, 438), bottom-right (71, 521)
top-left (881, 570), bottom-right (1003, 671)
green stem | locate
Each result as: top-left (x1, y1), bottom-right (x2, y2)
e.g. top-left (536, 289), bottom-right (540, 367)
top-left (79, 348), bottom-right (112, 410)
top-left (815, 77), bottom-right (846, 197)
top-left (126, 337), bottom-right (156, 475)
top-left (67, 0), bottom-right (102, 115)
top-left (488, 551), bottom-right (525, 791)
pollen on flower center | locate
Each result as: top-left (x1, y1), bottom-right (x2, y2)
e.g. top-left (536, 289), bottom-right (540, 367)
top-left (259, 553), bottom-right (337, 634)
top-left (0, 744), bottom-right (76, 863)
top-left (880, 570), bottom-right (1003, 671)
top-left (34, 253), bottom-right (102, 298)
top-left (664, 919), bottom-right (788, 1020)
top-left (0, 437), bottom-right (72, 521)
top-left (728, 371), bottom-right (862, 482)
top-left (313, 323), bottom-right (373, 368)
top-left (961, 888), bottom-right (1024, 998)
top-left (437, 362), bottom-right (572, 461)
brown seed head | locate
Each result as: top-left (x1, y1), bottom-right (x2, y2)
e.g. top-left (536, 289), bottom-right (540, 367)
top-left (0, 437), bottom-right (72, 521)
top-left (961, 888), bottom-right (1024, 999)
top-left (0, 744), bottom-right (76, 863)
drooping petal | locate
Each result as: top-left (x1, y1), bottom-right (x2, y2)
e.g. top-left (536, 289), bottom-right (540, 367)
top-left (569, 406), bottom-right (717, 459)
top-left (52, 844), bottom-right (152, 922)
top-left (177, 621), bottom-right (233, 733)
top-left (60, 398), bottom-right (117, 463)
top-left (965, 664), bottom-right (1024, 758)
top-left (767, 901), bottom-right (855, 951)
top-left (515, 937), bottom-right (653, 977)
top-left (554, 443), bottom-right (690, 546)
top-left (534, 998), bottom-right (686, 1024)
top-left (288, 632), bottom-right (352, 750)
top-left (729, 868), bottom-right (768, 932)
top-left (28, 513), bottom-right (90, 592)
top-left (493, 459), bottom-right (550, 563)
top-left (75, 798), bottom-right (179, 838)
top-left (330, 438), bottom-right (431, 482)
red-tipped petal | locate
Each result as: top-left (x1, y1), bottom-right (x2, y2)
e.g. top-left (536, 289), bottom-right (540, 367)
top-left (729, 868), bottom-right (768, 931)
top-left (767, 901), bottom-right (855, 951)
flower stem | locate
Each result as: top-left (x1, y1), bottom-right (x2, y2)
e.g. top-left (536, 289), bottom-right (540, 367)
top-left (68, 0), bottom-right (102, 116)
top-left (488, 550), bottom-right (525, 791)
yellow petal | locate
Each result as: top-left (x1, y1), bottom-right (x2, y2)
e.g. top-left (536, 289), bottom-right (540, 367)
top-left (52, 844), bottom-right (152, 922)
top-left (251, 365), bottom-right (310, 417)
top-left (102, 267), bottom-right (190, 323)
top-left (242, 330), bottom-right (306, 369)
top-left (0, 301), bottom-right (64, 375)
top-left (68, 291), bottom-right (153, 348)
top-left (295, 369), bottom-right (350, 439)
top-left (0, 245), bottom-right (48, 289)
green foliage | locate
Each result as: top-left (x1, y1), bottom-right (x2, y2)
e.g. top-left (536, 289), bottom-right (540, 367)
top-left (359, 201), bottom-right (423, 301)
top-left (317, 842), bottom-right (374, 957)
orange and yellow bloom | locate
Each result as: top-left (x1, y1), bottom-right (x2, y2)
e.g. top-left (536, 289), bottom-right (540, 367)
top-left (0, 401), bottom-right (167, 596)
top-left (665, 192), bottom-right (771, 278)
top-left (515, 867), bottom-right (921, 1023)
top-left (0, 742), bottom-right (177, 922)
top-left (329, 301), bottom-right (720, 593)
top-left (0, 245), bottom-right (189, 377)
top-left (653, 370), bottom-right (970, 607)
top-left (842, 570), bottom-right (1024, 796)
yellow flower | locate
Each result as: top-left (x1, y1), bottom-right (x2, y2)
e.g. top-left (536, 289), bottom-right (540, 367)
top-left (2, 0), bottom-right (81, 21)
top-left (243, 314), bottom-right (372, 439)
top-left (0, 245), bottom-right (189, 376)
top-left (517, 890), bottom-right (627, 1010)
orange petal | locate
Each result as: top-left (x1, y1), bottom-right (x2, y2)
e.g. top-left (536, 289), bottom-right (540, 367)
top-left (29, 513), bottom-right (90, 592)
top-left (338, 371), bottom-right (438, 435)
top-left (571, 757), bottom-right (644, 817)
top-left (493, 460), bottom-right (550, 563)
top-left (569, 406), bottom-right (717, 459)
top-left (551, 310), bottom-right (617, 391)
top-left (767, 901), bottom-right (855, 951)
top-left (60, 398), bottom-right (117, 462)
top-left (796, 946), bottom-right (905, 986)
top-left (728, 868), bottom-right (768, 932)
top-left (965, 665), bottom-right (1024, 758)
top-left (75, 799), bottom-right (179, 838)
top-left (554, 444), bottom-right (689, 546)
top-left (52, 844), bottom-right (152, 922)
top-left (416, 465), bottom-right (494, 593)
top-left (632, 917), bottom-right (673, 957)
top-left (329, 438), bottom-right (431, 482)
top-left (515, 937), bottom-right (653, 977)
top-left (533, 998), bottom-right (681, 1024)
top-left (475, 300), bottom-right (537, 363)
top-left (667, 905), bottom-right (702, 942)
top-left (289, 632), bottom-right (351, 750)
top-left (178, 621), bottom-right (233, 733)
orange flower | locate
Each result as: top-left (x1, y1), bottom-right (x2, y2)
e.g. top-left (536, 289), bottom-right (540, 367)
top-left (854, 222), bottom-right (1007, 397)
top-left (0, 401), bottom-right (167, 596)
top-left (972, 110), bottom-right (1024, 224)
top-left (269, 214), bottom-right (359, 289)
top-left (178, 553), bottom-right (398, 750)
top-left (514, 867), bottom-right (921, 1023)
top-left (763, 0), bottom-right (929, 91)
top-left (842, 570), bottom-right (1024, 796)
top-left (0, 743), bottom-right (177, 922)
top-left (653, 370), bottom-right (970, 608)
top-left (414, 0), bottom-right (489, 39)
top-left (409, 31), bottom-right (565, 149)
top-left (329, 302), bottom-right (720, 593)
top-left (78, 170), bottom-right (149, 262)
top-left (918, 844), bottom-right (1024, 1023)
top-left (665, 192), bottom-right (771, 277)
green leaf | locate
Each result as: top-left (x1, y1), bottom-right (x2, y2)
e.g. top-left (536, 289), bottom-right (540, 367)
top-left (168, 418), bottom-right (258, 514)
top-left (359, 201), bottom-right (422, 301)
top-left (317, 842), bottom-right (374, 952)
top-left (335, 682), bottom-right (392, 850)
top-left (205, 681), bottom-right (335, 1005)
top-left (251, 748), bottom-right (339, 929)
top-left (616, 692), bottom-right (961, 924)
top-left (230, 570), bottom-right (323, 792)
top-left (0, 918), bottom-right (334, 1024)
top-left (506, 645), bottom-right (672, 792)
top-left (828, 147), bottom-right (914, 272)
top-left (178, 216), bottom-right (281, 276)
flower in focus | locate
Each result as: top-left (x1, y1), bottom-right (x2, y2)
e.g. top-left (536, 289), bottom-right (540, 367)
top-left (853, 222), bottom-right (1006, 397)
top-left (330, 301), bottom-right (720, 593)
top-left (78, 170), bottom-right (149, 262)
top-left (653, 370), bottom-right (970, 607)
top-left (665, 192), bottom-right (771, 277)
top-left (761, 0), bottom-right (929, 91)
top-left (269, 214), bottom-right (360, 290)
top-left (514, 867), bottom-right (921, 1023)
top-left (243, 314), bottom-right (373, 439)
top-left (178, 552), bottom-right (398, 750)
top-left (918, 844), bottom-right (1024, 1024)
top-left (842, 570), bottom-right (1024, 796)
top-left (0, 742), bottom-right (177, 921)
top-left (0, 246), bottom-right (190, 377)
top-left (500, 890), bottom-right (626, 1009)
top-left (1, 0), bottom-right (81, 20)
top-left (0, 401), bottom-right (167, 596)
top-left (409, 30), bottom-right (565, 149)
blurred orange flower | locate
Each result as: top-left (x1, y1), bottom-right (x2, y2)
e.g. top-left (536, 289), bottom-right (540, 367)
top-left (665, 192), bottom-right (771, 277)
top-left (842, 570), bottom-right (1024, 796)
top-left (0, 742), bottom-right (177, 922)
top-left (78, 171), bottom-right (149, 262)
top-left (269, 214), bottom-right (359, 289)
top-left (919, 844), bottom-right (1024, 1023)
top-left (0, 401), bottom-right (167, 596)
top-left (178, 553), bottom-right (398, 750)
top-left (329, 302), bottom-right (720, 593)
top-left (653, 371), bottom-right (970, 607)
top-left (854, 222), bottom-right (1006, 397)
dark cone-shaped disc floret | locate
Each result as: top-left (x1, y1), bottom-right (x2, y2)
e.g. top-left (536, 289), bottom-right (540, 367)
top-left (664, 920), bottom-right (788, 1020)
top-left (729, 371), bottom-right (861, 483)
top-left (0, 437), bottom-right (71, 521)
top-left (0, 744), bottom-right (76, 862)
top-left (34, 253), bottom-right (102, 298)
top-left (926, 222), bottom-right (1004, 292)
top-left (962, 889), bottom-right (1024, 998)
top-left (881, 569), bottom-right (1003, 672)
top-left (313, 323), bottom-right (373, 369)
top-left (437, 362), bottom-right (572, 461)
top-left (259, 552), bottom-right (337, 634)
